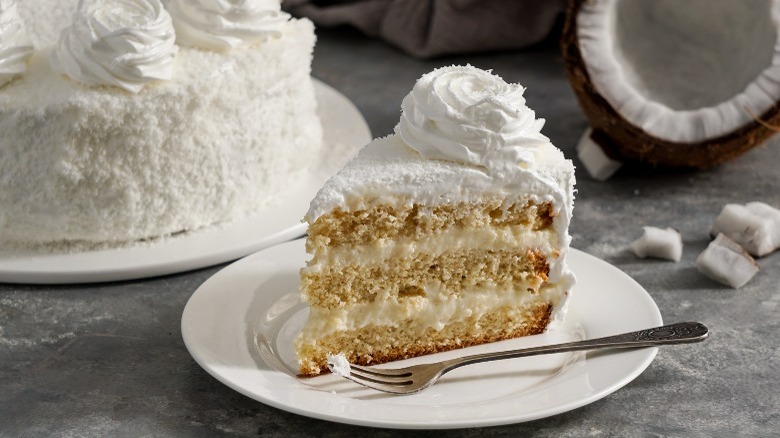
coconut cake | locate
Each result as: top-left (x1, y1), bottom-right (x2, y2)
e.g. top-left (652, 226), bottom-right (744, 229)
top-left (295, 65), bottom-right (576, 376)
top-left (0, 0), bottom-right (322, 247)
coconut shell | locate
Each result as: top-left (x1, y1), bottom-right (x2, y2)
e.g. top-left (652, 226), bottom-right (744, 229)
top-left (561, 0), bottom-right (780, 169)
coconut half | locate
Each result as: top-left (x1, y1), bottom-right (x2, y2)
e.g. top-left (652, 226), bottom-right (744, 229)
top-left (562, 0), bottom-right (780, 170)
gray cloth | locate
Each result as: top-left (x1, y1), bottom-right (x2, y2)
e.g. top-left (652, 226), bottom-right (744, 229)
top-left (283, 0), bottom-right (566, 58)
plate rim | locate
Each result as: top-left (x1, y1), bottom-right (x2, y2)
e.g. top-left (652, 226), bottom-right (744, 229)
top-left (0, 79), bottom-right (370, 285)
top-left (181, 239), bottom-right (663, 429)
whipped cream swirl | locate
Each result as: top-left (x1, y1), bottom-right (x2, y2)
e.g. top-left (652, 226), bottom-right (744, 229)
top-left (50, 0), bottom-right (178, 94)
top-left (397, 65), bottom-right (550, 174)
top-left (165, 0), bottom-right (290, 51)
top-left (0, 0), bottom-right (34, 88)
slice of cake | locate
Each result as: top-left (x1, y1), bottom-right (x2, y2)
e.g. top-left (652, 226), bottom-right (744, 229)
top-left (295, 65), bottom-right (576, 376)
top-left (0, 0), bottom-right (322, 247)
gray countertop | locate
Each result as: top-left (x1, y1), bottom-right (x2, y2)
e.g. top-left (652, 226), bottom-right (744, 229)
top-left (2, 28), bottom-right (779, 437)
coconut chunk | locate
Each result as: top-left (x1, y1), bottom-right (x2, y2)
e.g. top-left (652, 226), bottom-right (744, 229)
top-left (630, 226), bottom-right (683, 261)
top-left (563, 0), bottom-right (780, 169)
top-left (711, 202), bottom-right (780, 257)
top-left (696, 233), bottom-right (759, 288)
top-left (576, 129), bottom-right (622, 181)
top-left (326, 353), bottom-right (351, 377)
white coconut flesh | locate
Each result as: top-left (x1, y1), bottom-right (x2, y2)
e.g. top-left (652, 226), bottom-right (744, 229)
top-left (577, 0), bottom-right (780, 143)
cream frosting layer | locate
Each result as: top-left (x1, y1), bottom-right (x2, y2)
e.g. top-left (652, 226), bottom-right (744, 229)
top-left (306, 226), bottom-right (566, 281)
top-left (299, 284), bottom-right (564, 340)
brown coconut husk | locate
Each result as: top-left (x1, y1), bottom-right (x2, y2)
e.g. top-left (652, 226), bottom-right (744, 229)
top-left (561, 0), bottom-right (780, 169)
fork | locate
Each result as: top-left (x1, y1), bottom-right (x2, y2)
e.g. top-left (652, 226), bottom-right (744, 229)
top-left (332, 321), bottom-right (709, 394)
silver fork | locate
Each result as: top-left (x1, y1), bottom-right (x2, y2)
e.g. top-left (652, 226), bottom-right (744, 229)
top-left (332, 321), bottom-right (708, 394)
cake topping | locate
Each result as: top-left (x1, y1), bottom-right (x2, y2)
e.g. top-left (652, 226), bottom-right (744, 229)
top-left (165, 0), bottom-right (290, 51)
top-left (396, 65), bottom-right (550, 174)
top-left (50, 0), bottom-right (178, 94)
top-left (0, 0), bottom-right (34, 88)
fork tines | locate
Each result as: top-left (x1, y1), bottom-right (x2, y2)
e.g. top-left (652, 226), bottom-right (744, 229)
top-left (348, 364), bottom-right (413, 386)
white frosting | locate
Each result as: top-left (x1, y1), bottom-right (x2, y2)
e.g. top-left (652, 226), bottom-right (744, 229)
top-left (50, 0), bottom-right (177, 93)
top-left (165, 0), bottom-right (290, 51)
top-left (0, 0), bottom-right (34, 88)
top-left (398, 65), bottom-right (549, 174)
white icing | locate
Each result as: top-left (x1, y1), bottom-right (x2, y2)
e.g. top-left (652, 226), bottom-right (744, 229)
top-left (165, 0), bottom-right (290, 51)
top-left (50, 0), bottom-right (177, 93)
top-left (397, 65), bottom-right (549, 174)
top-left (0, 0), bottom-right (34, 88)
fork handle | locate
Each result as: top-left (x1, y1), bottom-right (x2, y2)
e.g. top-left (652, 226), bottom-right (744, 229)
top-left (447, 321), bottom-right (708, 371)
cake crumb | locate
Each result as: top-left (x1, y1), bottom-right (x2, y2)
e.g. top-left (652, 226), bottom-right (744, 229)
top-left (630, 226), bottom-right (683, 262)
top-left (326, 353), bottom-right (351, 378)
top-left (696, 233), bottom-right (759, 288)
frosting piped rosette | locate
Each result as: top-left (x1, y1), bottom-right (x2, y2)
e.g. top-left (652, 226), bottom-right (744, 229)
top-left (50, 0), bottom-right (178, 93)
top-left (397, 65), bottom-right (550, 175)
top-left (165, 0), bottom-right (290, 51)
top-left (0, 0), bottom-right (34, 88)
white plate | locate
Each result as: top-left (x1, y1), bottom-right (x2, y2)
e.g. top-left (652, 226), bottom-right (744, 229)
top-left (181, 239), bottom-right (663, 429)
top-left (0, 80), bottom-right (370, 284)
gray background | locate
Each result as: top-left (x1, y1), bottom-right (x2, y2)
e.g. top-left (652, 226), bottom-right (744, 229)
top-left (1, 27), bottom-right (779, 437)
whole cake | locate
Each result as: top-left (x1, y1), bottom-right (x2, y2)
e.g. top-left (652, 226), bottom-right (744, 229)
top-left (295, 65), bottom-right (576, 376)
top-left (0, 0), bottom-right (322, 246)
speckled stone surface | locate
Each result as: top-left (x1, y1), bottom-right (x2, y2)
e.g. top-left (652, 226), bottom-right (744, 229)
top-left (2, 27), bottom-right (779, 437)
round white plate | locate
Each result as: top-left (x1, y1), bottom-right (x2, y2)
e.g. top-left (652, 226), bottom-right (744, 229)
top-left (0, 80), bottom-right (370, 284)
top-left (181, 239), bottom-right (663, 429)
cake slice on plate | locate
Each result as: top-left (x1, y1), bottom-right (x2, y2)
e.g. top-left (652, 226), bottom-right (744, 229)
top-left (295, 65), bottom-right (576, 376)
